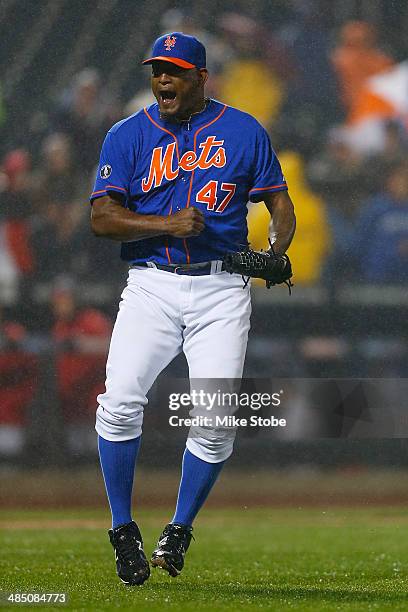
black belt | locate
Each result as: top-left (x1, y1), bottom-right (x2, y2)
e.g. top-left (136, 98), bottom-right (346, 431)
top-left (130, 261), bottom-right (225, 276)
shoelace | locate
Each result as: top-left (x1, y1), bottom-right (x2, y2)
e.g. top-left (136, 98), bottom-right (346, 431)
top-left (160, 527), bottom-right (193, 553)
top-left (116, 533), bottom-right (142, 562)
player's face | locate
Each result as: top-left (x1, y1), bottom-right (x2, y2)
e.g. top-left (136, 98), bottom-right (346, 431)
top-left (151, 61), bottom-right (208, 121)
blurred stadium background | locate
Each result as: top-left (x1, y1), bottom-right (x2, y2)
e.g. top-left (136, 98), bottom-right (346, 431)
top-left (1, 0), bottom-right (408, 509)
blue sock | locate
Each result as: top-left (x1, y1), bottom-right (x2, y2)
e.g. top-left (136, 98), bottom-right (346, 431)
top-left (172, 448), bottom-right (225, 527)
top-left (98, 435), bottom-right (141, 529)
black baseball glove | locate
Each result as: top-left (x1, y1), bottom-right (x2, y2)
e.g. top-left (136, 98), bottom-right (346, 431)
top-left (223, 246), bottom-right (293, 291)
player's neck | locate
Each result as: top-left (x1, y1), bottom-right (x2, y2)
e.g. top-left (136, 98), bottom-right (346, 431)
top-left (162, 98), bottom-right (210, 124)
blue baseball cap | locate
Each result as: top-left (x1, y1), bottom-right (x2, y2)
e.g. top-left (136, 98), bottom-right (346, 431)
top-left (142, 32), bottom-right (206, 69)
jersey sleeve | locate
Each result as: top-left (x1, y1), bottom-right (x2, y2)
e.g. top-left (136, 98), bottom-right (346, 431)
top-left (90, 130), bottom-right (133, 203)
top-left (248, 125), bottom-right (287, 202)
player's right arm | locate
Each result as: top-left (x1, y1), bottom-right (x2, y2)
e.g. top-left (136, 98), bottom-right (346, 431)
top-left (91, 193), bottom-right (204, 241)
top-left (90, 126), bottom-right (204, 241)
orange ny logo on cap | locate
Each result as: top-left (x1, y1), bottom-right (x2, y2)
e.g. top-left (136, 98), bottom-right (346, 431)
top-left (164, 35), bottom-right (176, 51)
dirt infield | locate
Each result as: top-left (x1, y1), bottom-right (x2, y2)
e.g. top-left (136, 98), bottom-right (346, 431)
top-left (2, 466), bottom-right (408, 509)
top-left (3, 510), bottom-right (408, 531)
top-left (0, 518), bottom-right (107, 529)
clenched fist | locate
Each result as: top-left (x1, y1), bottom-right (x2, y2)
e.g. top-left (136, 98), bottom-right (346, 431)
top-left (166, 207), bottom-right (205, 238)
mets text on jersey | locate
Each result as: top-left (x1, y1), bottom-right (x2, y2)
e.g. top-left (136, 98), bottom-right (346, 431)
top-left (141, 136), bottom-right (226, 192)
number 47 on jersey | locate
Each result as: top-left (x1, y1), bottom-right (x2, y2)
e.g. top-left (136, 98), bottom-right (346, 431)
top-left (196, 180), bottom-right (236, 213)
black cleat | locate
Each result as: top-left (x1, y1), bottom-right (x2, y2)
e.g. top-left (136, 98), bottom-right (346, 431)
top-left (150, 523), bottom-right (193, 577)
top-left (108, 521), bottom-right (150, 585)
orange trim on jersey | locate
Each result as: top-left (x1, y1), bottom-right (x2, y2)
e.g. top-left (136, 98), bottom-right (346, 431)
top-left (192, 105), bottom-right (228, 168)
top-left (185, 105), bottom-right (227, 209)
top-left (144, 108), bottom-right (183, 265)
top-left (165, 203), bottom-right (173, 264)
top-left (144, 105), bottom-right (227, 265)
top-left (183, 104), bottom-right (227, 263)
top-left (249, 183), bottom-right (287, 192)
top-left (185, 174), bottom-right (194, 211)
top-left (107, 185), bottom-right (127, 192)
top-left (91, 185), bottom-right (127, 196)
top-left (143, 108), bottom-right (180, 160)
top-left (182, 239), bottom-right (190, 264)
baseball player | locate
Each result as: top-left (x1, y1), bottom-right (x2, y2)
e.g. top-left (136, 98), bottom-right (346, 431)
top-left (90, 32), bottom-right (296, 585)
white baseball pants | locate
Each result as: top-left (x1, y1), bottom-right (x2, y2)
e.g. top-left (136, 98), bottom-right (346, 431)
top-left (96, 266), bottom-right (251, 462)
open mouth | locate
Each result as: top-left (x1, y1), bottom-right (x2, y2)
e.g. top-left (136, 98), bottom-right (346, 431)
top-left (159, 90), bottom-right (177, 108)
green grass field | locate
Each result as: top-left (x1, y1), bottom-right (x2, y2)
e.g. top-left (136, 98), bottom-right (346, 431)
top-left (1, 507), bottom-right (408, 611)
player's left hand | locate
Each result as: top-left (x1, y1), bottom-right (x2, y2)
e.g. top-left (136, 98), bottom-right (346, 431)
top-left (223, 247), bottom-right (293, 291)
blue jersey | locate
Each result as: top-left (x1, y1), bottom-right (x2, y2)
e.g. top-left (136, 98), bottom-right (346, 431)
top-left (91, 99), bottom-right (287, 265)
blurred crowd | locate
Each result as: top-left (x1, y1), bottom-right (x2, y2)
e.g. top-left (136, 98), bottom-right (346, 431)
top-left (1, 7), bottom-right (408, 341)
top-left (1, 4), bottom-right (408, 456)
